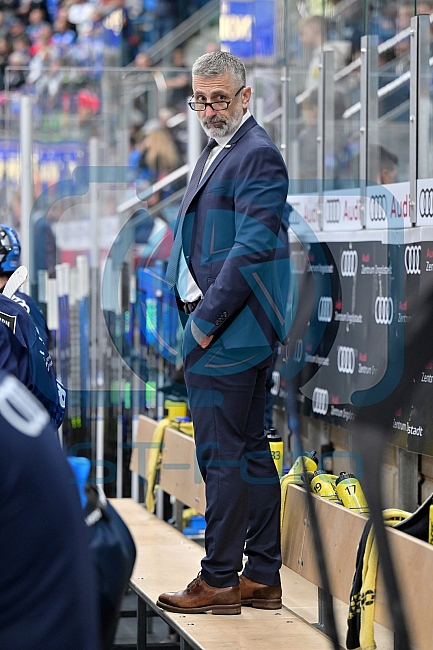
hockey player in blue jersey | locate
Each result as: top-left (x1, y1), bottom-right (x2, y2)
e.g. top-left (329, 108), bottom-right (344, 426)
top-left (0, 371), bottom-right (99, 650)
top-left (0, 225), bottom-right (65, 427)
top-left (0, 291), bottom-right (66, 428)
top-left (0, 224), bottom-right (50, 347)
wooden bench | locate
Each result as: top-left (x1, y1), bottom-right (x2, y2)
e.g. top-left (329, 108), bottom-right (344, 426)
top-left (111, 498), bottom-right (334, 650)
top-left (130, 415), bottom-right (206, 516)
top-left (281, 483), bottom-right (433, 650)
top-left (127, 415), bottom-right (433, 649)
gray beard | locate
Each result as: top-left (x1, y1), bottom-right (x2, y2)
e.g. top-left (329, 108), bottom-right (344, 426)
top-left (200, 105), bottom-right (244, 139)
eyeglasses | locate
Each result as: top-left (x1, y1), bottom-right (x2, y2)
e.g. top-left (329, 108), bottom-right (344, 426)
top-left (188, 86), bottom-right (245, 111)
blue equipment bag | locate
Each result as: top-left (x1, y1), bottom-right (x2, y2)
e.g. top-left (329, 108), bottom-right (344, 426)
top-left (84, 485), bottom-right (137, 650)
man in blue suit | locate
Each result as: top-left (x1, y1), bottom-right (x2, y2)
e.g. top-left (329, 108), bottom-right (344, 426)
top-left (158, 51), bottom-right (289, 615)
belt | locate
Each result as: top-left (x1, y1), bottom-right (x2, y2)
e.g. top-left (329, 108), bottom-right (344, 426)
top-left (183, 299), bottom-right (200, 314)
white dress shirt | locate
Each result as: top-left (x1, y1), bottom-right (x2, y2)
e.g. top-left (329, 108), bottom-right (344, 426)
top-left (177, 110), bottom-right (252, 302)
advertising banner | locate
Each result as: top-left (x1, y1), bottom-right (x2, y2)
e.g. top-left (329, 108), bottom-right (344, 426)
top-left (299, 240), bottom-right (398, 425)
top-left (322, 191), bottom-right (362, 232)
top-left (417, 178), bottom-right (433, 226)
top-left (365, 181), bottom-right (411, 229)
top-left (0, 139), bottom-right (86, 191)
top-left (288, 194), bottom-right (321, 232)
top-left (220, 0), bottom-right (275, 59)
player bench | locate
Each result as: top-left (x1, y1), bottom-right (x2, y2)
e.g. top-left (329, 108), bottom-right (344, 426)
top-left (127, 416), bottom-right (433, 648)
top-left (281, 483), bottom-right (433, 650)
top-left (125, 417), bottom-right (333, 647)
top-left (130, 415), bottom-right (206, 519)
top-left (111, 498), bottom-right (334, 650)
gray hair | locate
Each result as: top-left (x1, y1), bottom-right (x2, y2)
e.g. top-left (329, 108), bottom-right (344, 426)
top-left (192, 51), bottom-right (246, 87)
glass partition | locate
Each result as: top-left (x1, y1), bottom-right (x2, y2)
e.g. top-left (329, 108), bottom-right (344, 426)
top-left (249, 65), bottom-right (283, 147)
top-left (2, 65), bottom-right (189, 224)
top-left (335, 60), bottom-right (361, 189)
top-left (416, 10), bottom-right (433, 182)
top-left (287, 70), bottom-right (319, 194)
top-left (0, 66), bottom-right (189, 484)
top-left (280, 0), bottom-right (364, 194)
top-left (275, 0), bottom-right (418, 194)
top-left (364, 0), bottom-right (416, 184)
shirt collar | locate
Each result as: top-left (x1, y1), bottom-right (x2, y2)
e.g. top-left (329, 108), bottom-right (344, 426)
top-left (214, 109), bottom-right (251, 148)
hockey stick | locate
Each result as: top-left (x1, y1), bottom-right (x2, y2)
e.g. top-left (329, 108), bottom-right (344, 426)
top-left (3, 266), bottom-right (28, 298)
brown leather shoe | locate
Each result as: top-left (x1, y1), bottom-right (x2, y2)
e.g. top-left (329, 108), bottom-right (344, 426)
top-left (157, 574), bottom-right (241, 615)
top-left (240, 574), bottom-right (282, 609)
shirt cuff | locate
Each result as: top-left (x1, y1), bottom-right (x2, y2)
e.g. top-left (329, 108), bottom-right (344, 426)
top-left (190, 320), bottom-right (206, 344)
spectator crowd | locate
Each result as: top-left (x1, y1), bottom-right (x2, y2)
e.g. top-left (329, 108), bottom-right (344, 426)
top-left (0, 0), bottom-right (212, 91)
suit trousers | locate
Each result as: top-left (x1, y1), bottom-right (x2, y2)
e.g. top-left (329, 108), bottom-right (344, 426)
top-left (183, 328), bottom-right (282, 589)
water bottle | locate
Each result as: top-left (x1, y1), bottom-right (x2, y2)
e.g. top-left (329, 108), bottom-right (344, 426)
top-left (165, 399), bottom-right (187, 419)
top-left (335, 472), bottom-right (369, 515)
top-left (266, 428), bottom-right (284, 478)
top-left (310, 470), bottom-right (342, 504)
top-left (288, 450), bottom-right (318, 477)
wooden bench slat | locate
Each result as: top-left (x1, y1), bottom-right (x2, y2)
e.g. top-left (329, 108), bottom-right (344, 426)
top-left (129, 415), bottom-right (159, 477)
top-left (111, 498), bottom-right (333, 650)
top-left (296, 488), bottom-right (366, 600)
top-left (281, 484), bottom-right (433, 650)
top-left (172, 608), bottom-right (333, 650)
top-left (375, 527), bottom-right (433, 650)
top-left (159, 428), bottom-right (206, 515)
top-left (129, 415), bottom-right (206, 513)
top-left (281, 482), bottom-right (310, 573)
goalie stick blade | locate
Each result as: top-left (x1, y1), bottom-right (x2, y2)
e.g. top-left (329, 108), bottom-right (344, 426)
top-left (3, 265), bottom-right (28, 298)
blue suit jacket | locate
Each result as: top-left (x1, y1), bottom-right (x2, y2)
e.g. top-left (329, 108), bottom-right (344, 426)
top-left (178, 116), bottom-right (289, 366)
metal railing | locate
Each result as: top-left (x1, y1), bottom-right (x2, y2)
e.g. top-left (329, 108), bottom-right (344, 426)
top-left (296, 14), bottom-right (432, 110)
top-left (117, 164), bottom-right (189, 215)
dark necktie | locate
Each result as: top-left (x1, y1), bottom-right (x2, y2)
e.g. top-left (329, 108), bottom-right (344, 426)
top-left (166, 138), bottom-right (218, 289)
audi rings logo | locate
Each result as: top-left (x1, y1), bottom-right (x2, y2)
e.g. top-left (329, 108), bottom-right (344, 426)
top-left (318, 296), bottom-right (333, 322)
top-left (341, 250), bottom-right (358, 277)
top-left (293, 339), bottom-right (303, 363)
top-left (312, 387), bottom-right (329, 415)
top-left (404, 245), bottom-right (421, 274)
top-left (375, 296), bottom-right (394, 325)
top-left (325, 199), bottom-right (341, 223)
top-left (337, 346), bottom-right (356, 374)
top-left (369, 194), bottom-right (387, 221)
top-left (419, 188), bottom-right (433, 218)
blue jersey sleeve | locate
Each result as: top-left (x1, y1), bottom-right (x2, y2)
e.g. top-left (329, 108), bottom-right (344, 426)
top-left (0, 322), bottom-right (29, 384)
top-left (13, 290), bottom-right (51, 348)
top-left (0, 294), bottom-right (66, 428)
